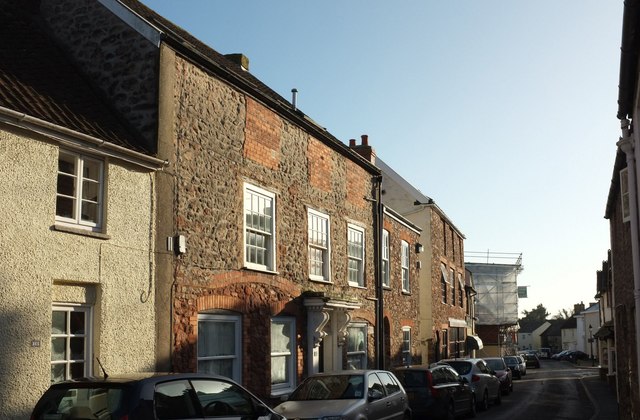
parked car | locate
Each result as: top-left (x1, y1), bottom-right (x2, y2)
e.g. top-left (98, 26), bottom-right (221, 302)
top-left (515, 355), bottom-right (527, 376)
top-left (551, 350), bottom-right (570, 360)
top-left (483, 357), bottom-right (513, 395)
top-left (274, 370), bottom-right (411, 420)
top-left (524, 353), bottom-right (541, 368)
top-left (504, 356), bottom-right (523, 379)
top-left (437, 358), bottom-right (501, 411)
top-left (394, 364), bottom-right (476, 420)
top-left (563, 350), bottom-right (589, 363)
top-left (539, 347), bottom-right (551, 359)
top-left (31, 372), bottom-right (283, 419)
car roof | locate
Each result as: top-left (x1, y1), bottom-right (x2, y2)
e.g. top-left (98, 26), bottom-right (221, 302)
top-left (47, 372), bottom-right (236, 387)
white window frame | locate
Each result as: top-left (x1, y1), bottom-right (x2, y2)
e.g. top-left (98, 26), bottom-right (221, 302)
top-left (271, 317), bottom-right (296, 395)
top-left (197, 314), bottom-right (242, 382)
top-left (56, 150), bottom-right (104, 231)
top-left (401, 240), bottom-right (410, 292)
top-left (347, 224), bottom-right (365, 287)
top-left (621, 167), bottom-right (630, 223)
top-left (458, 274), bottom-right (464, 307)
top-left (308, 209), bottom-right (331, 282)
top-left (243, 183), bottom-right (276, 272)
top-left (51, 305), bottom-right (92, 383)
top-left (347, 323), bottom-right (368, 369)
top-left (382, 230), bottom-right (390, 288)
top-left (402, 327), bottom-right (412, 365)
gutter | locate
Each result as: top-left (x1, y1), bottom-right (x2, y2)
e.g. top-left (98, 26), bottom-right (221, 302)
top-left (0, 106), bottom-right (167, 170)
top-left (617, 0), bottom-right (640, 119)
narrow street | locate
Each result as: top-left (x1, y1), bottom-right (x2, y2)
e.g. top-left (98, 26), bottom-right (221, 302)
top-left (473, 360), bottom-right (602, 420)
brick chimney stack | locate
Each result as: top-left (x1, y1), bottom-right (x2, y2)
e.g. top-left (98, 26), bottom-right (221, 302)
top-left (349, 134), bottom-right (376, 164)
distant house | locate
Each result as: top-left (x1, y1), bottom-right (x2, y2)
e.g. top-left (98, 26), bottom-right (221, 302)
top-left (574, 302), bottom-right (600, 359)
top-left (560, 316), bottom-right (579, 351)
top-left (540, 319), bottom-right (564, 355)
top-left (517, 320), bottom-right (551, 352)
top-left (594, 253), bottom-right (615, 378)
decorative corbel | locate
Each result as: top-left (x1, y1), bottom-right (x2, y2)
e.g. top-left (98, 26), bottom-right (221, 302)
top-left (335, 310), bottom-right (352, 347)
top-left (308, 307), bottom-right (330, 348)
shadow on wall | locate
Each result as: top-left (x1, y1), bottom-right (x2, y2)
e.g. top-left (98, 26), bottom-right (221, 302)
top-left (0, 308), bottom-right (41, 419)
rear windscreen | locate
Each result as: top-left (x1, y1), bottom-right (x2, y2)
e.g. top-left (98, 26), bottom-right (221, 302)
top-left (445, 362), bottom-right (471, 375)
top-left (33, 386), bottom-right (126, 419)
top-left (394, 370), bottom-right (427, 387)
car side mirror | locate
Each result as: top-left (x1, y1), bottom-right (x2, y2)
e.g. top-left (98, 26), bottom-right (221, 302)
top-left (368, 389), bottom-right (384, 401)
top-left (461, 377), bottom-right (469, 384)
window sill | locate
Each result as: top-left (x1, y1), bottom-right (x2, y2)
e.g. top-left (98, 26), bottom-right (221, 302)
top-left (242, 266), bottom-right (279, 275)
top-left (53, 224), bottom-right (110, 240)
top-left (402, 290), bottom-right (411, 295)
top-left (270, 387), bottom-right (294, 398)
top-left (382, 286), bottom-right (392, 290)
top-left (348, 284), bottom-right (367, 289)
top-left (309, 277), bottom-right (333, 284)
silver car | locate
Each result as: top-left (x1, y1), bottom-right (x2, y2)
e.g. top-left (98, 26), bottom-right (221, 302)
top-left (274, 370), bottom-right (411, 420)
top-left (437, 358), bottom-right (501, 411)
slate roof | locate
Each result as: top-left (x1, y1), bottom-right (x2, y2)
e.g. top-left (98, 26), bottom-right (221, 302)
top-left (518, 319), bottom-right (547, 334)
top-left (0, 1), bottom-right (148, 153)
top-left (540, 319), bottom-right (564, 337)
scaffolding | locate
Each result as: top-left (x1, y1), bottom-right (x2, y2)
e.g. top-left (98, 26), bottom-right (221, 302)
top-left (465, 252), bottom-right (523, 326)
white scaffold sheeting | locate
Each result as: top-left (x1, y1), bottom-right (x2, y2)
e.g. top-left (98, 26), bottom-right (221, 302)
top-left (466, 263), bottom-right (520, 325)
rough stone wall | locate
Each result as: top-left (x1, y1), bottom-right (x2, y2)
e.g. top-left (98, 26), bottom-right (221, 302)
top-left (38, 0), bottom-right (159, 151)
top-left (609, 176), bottom-right (638, 420)
top-left (168, 54), bottom-right (377, 397)
top-left (429, 210), bottom-right (467, 362)
top-left (383, 218), bottom-right (421, 367)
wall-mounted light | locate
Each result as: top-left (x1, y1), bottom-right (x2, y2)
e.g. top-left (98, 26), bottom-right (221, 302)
top-left (415, 243), bottom-right (424, 253)
top-left (167, 235), bottom-right (187, 255)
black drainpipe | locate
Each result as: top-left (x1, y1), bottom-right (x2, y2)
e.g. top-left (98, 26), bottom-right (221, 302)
top-left (374, 175), bottom-right (385, 369)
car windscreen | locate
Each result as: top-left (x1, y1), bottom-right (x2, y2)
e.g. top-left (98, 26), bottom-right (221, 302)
top-left (443, 361), bottom-right (471, 375)
top-left (32, 385), bottom-right (129, 419)
top-left (504, 357), bottom-right (517, 364)
top-left (289, 375), bottom-right (364, 400)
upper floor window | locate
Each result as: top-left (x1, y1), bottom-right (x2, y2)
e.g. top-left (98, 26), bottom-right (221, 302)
top-left (244, 184), bottom-right (276, 271)
top-left (56, 150), bottom-right (104, 231)
top-left (441, 264), bottom-right (448, 304)
top-left (458, 274), bottom-right (464, 307)
top-left (621, 167), bottom-right (630, 223)
top-left (450, 269), bottom-right (455, 305)
top-left (382, 230), bottom-right (390, 288)
top-left (401, 240), bottom-right (410, 292)
top-left (308, 209), bottom-right (330, 282)
top-left (347, 224), bottom-right (365, 287)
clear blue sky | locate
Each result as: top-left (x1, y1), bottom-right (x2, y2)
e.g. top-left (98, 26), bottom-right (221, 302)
top-left (139, 0), bottom-right (623, 318)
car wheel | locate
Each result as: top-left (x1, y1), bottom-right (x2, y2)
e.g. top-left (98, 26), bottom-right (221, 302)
top-left (479, 390), bottom-right (489, 411)
top-left (468, 395), bottom-right (477, 418)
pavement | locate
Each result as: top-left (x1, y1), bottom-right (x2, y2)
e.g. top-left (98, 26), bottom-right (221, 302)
top-left (572, 361), bottom-right (618, 420)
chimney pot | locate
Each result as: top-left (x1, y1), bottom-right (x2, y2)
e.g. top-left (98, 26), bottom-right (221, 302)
top-left (349, 139), bottom-right (356, 147)
top-left (361, 134), bottom-right (368, 146)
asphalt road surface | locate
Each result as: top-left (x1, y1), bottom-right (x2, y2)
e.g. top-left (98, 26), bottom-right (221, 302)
top-left (472, 359), bottom-right (598, 420)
